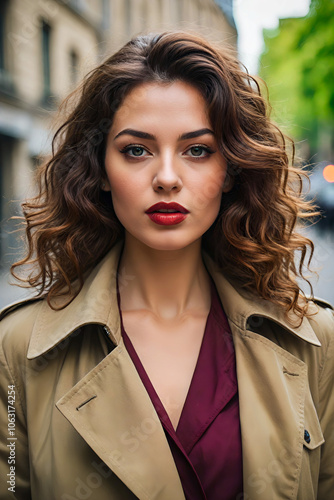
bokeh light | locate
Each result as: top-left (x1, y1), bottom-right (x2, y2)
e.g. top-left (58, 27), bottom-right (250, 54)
top-left (323, 164), bottom-right (334, 183)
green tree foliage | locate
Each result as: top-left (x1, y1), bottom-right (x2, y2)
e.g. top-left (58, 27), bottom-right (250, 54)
top-left (260, 0), bottom-right (334, 158)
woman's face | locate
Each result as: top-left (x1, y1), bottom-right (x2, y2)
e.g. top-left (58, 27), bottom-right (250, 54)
top-left (104, 81), bottom-right (229, 252)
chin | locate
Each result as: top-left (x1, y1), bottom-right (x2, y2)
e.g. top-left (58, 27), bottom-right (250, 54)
top-left (122, 216), bottom-right (212, 252)
top-left (130, 231), bottom-right (201, 253)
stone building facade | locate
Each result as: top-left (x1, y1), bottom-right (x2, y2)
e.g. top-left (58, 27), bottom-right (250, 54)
top-left (0, 0), bottom-right (237, 275)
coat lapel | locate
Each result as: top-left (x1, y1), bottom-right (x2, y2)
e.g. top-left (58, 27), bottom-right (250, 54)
top-left (56, 340), bottom-right (186, 500)
top-left (27, 242), bottom-right (185, 499)
top-left (232, 327), bottom-right (307, 500)
top-left (204, 254), bottom-right (319, 500)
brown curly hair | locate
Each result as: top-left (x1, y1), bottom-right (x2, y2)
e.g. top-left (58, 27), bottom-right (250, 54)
top-left (12, 31), bottom-right (319, 320)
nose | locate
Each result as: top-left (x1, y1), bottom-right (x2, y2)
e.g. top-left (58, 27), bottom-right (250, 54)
top-left (152, 153), bottom-right (182, 193)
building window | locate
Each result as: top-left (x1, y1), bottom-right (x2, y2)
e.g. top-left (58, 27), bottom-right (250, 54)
top-left (42, 21), bottom-right (51, 101)
top-left (69, 50), bottom-right (79, 86)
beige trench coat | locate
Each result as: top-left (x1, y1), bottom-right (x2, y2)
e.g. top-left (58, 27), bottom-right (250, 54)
top-left (0, 242), bottom-right (333, 500)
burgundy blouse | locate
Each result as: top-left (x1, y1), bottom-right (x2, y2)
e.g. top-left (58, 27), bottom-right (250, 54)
top-left (118, 280), bottom-right (243, 500)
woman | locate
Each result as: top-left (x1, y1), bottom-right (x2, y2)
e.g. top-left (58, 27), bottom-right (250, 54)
top-left (0, 31), bottom-right (333, 500)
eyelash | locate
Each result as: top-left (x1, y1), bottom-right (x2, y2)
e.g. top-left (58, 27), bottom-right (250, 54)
top-left (119, 145), bottom-right (150, 158)
top-left (119, 144), bottom-right (215, 159)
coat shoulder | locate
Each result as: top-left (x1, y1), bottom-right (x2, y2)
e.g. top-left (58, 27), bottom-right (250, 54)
top-left (0, 297), bottom-right (45, 357)
top-left (0, 296), bottom-right (44, 321)
top-left (311, 296), bottom-right (334, 312)
top-left (307, 297), bottom-right (334, 349)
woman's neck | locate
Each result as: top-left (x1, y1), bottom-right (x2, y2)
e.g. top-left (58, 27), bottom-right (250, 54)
top-left (118, 234), bottom-right (211, 321)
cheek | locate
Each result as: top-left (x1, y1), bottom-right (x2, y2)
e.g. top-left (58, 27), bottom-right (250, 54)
top-left (190, 170), bottom-right (225, 213)
top-left (107, 170), bottom-right (138, 203)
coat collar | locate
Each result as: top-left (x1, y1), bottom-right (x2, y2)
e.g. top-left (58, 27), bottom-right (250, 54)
top-left (203, 256), bottom-right (321, 347)
top-left (27, 241), bottom-right (320, 359)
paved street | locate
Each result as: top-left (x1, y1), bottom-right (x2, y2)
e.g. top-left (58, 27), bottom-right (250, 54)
top-left (1, 227), bottom-right (333, 311)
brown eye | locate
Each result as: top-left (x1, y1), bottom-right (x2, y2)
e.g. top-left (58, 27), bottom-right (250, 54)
top-left (185, 145), bottom-right (214, 158)
top-left (131, 146), bottom-right (145, 156)
top-left (120, 145), bottom-right (150, 158)
top-left (190, 146), bottom-right (204, 157)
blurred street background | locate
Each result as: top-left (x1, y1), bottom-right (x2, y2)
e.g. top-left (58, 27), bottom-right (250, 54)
top-left (0, 0), bottom-right (333, 308)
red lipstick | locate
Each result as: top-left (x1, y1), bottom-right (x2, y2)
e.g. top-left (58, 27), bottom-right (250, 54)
top-left (145, 202), bottom-right (189, 226)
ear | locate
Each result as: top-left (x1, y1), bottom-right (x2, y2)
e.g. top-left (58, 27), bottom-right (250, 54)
top-left (101, 178), bottom-right (111, 191)
top-left (222, 171), bottom-right (235, 193)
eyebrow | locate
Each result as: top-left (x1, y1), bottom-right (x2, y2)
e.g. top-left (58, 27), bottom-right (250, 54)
top-left (113, 128), bottom-right (214, 141)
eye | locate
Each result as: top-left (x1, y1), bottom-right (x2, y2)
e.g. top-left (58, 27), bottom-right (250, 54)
top-left (120, 145), bottom-right (150, 158)
top-left (185, 145), bottom-right (215, 158)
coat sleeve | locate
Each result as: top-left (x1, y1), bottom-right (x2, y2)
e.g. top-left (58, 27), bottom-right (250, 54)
top-left (316, 307), bottom-right (334, 499)
top-left (0, 325), bottom-right (32, 499)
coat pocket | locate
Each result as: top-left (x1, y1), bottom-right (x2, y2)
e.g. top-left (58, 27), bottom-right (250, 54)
top-left (303, 387), bottom-right (324, 451)
top-left (297, 387), bottom-right (324, 500)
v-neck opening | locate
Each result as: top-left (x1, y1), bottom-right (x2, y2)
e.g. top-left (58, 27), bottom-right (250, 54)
top-left (174, 281), bottom-right (215, 434)
top-left (116, 275), bottom-right (214, 437)
top-left (116, 273), bottom-right (243, 500)
top-left (175, 279), bottom-right (237, 452)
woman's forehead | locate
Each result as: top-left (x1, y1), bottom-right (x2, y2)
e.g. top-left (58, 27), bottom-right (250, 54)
top-left (109, 81), bottom-right (213, 139)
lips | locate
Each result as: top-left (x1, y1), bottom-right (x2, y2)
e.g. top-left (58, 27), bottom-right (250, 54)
top-left (145, 202), bottom-right (189, 226)
top-left (145, 202), bottom-right (189, 214)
